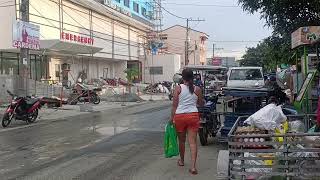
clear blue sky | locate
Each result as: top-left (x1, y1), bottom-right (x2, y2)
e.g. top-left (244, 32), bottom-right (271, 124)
top-left (162, 0), bottom-right (272, 59)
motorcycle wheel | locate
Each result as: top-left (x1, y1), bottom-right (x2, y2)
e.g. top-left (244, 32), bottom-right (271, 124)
top-left (92, 95), bottom-right (101, 104)
top-left (2, 113), bottom-right (12, 128)
top-left (68, 94), bottom-right (79, 105)
top-left (27, 109), bottom-right (38, 123)
top-left (211, 115), bottom-right (220, 137)
top-left (199, 126), bottom-right (209, 146)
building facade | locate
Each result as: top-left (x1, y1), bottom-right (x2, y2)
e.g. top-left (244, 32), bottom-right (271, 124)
top-left (0, 0), bottom-right (154, 85)
top-left (161, 25), bottom-right (209, 66)
top-left (144, 54), bottom-right (181, 83)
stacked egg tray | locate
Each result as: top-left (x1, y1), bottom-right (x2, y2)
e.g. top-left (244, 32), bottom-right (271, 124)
top-left (227, 115), bottom-right (320, 179)
top-left (231, 126), bottom-right (272, 149)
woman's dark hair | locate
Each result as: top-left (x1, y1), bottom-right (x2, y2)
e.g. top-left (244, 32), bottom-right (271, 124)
top-left (182, 69), bottom-right (194, 93)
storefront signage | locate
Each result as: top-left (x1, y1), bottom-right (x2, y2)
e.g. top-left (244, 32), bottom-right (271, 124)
top-left (291, 26), bottom-right (320, 49)
top-left (104, 0), bottom-right (132, 17)
top-left (212, 57), bottom-right (222, 66)
top-left (60, 32), bottom-right (94, 45)
top-left (12, 21), bottom-right (40, 50)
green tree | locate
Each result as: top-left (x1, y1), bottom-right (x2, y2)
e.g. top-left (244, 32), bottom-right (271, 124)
top-left (238, 1), bottom-right (320, 69)
top-left (240, 34), bottom-right (293, 71)
top-left (238, 0), bottom-right (320, 35)
top-left (124, 67), bottom-right (139, 83)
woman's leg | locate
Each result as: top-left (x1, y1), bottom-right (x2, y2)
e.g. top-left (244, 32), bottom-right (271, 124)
top-left (187, 129), bottom-right (198, 171)
top-left (177, 132), bottom-right (187, 165)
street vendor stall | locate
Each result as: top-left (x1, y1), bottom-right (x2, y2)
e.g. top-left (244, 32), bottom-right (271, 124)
top-left (217, 113), bottom-right (320, 180)
top-left (219, 87), bottom-right (273, 142)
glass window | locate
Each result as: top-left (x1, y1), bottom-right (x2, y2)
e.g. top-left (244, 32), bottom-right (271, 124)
top-left (114, 0), bottom-right (120, 3)
top-left (229, 69), bottom-right (263, 80)
top-left (133, 2), bottom-right (139, 13)
top-left (55, 64), bottom-right (61, 78)
top-left (41, 56), bottom-right (48, 79)
top-left (2, 59), bottom-right (19, 75)
top-left (2, 52), bottom-right (19, 75)
top-left (150, 67), bottom-right (163, 75)
top-left (124, 0), bottom-right (130, 7)
top-left (36, 57), bottom-right (41, 81)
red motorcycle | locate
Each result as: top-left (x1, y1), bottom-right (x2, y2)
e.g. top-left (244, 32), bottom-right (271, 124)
top-left (2, 90), bottom-right (44, 128)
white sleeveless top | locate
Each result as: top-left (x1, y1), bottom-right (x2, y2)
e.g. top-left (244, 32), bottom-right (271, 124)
top-left (175, 84), bottom-right (198, 114)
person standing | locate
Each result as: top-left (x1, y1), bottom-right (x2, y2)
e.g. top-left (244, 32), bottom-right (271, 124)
top-left (170, 69), bottom-right (205, 175)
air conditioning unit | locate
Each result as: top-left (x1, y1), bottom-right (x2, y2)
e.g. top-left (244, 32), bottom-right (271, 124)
top-left (147, 11), bottom-right (154, 20)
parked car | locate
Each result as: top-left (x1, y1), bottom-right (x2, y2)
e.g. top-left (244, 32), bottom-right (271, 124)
top-left (227, 67), bottom-right (265, 88)
top-left (205, 74), bottom-right (226, 92)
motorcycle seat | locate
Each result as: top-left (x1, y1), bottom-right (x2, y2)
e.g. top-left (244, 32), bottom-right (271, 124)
top-left (198, 107), bottom-right (211, 113)
top-left (26, 98), bottom-right (39, 105)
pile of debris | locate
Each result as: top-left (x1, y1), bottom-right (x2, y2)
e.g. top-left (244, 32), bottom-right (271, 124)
top-left (144, 81), bottom-right (172, 94)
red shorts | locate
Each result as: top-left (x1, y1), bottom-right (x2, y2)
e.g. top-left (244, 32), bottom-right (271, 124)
top-left (174, 113), bottom-right (200, 133)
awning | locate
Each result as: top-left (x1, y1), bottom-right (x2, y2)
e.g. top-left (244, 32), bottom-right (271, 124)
top-left (40, 40), bottom-right (103, 55)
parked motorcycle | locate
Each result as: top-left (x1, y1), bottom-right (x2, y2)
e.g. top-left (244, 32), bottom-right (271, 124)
top-left (198, 95), bottom-right (221, 146)
top-left (2, 90), bottom-right (44, 128)
top-left (69, 83), bottom-right (101, 105)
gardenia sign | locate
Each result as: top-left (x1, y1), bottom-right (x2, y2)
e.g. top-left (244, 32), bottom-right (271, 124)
top-left (12, 21), bottom-right (40, 50)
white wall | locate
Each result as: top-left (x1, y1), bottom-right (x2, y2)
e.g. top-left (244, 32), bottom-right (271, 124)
top-left (144, 54), bottom-right (181, 83)
top-left (0, 1), bottom-right (16, 50)
top-left (28, 0), bottom-right (146, 61)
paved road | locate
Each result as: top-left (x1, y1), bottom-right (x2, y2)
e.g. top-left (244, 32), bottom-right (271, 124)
top-left (0, 101), bottom-right (226, 180)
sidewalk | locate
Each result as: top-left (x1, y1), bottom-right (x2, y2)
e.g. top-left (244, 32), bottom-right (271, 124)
top-left (0, 101), bottom-right (148, 122)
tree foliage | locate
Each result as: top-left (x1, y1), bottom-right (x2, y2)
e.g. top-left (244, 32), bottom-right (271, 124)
top-left (124, 67), bottom-right (139, 83)
top-left (238, 0), bottom-right (320, 36)
top-left (240, 34), bottom-right (292, 71)
top-left (238, 0), bottom-right (320, 69)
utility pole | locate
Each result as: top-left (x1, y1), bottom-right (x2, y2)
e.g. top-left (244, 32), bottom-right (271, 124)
top-left (212, 43), bottom-right (215, 58)
top-left (19, 0), bottom-right (30, 96)
top-left (185, 18), bottom-right (205, 66)
top-left (185, 18), bottom-right (189, 66)
top-left (194, 40), bottom-right (197, 65)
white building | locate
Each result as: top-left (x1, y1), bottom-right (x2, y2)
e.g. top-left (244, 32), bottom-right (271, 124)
top-left (144, 54), bottom-right (181, 83)
top-left (0, 0), bottom-right (153, 85)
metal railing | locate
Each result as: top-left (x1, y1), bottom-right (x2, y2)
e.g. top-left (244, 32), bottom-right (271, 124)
top-left (228, 114), bottom-right (320, 180)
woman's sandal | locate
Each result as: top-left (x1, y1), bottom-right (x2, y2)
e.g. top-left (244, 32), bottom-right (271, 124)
top-left (177, 159), bottom-right (184, 166)
top-left (189, 169), bottom-right (198, 175)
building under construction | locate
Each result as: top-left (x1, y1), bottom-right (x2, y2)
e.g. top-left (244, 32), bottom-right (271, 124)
top-left (0, 0), bottom-right (158, 100)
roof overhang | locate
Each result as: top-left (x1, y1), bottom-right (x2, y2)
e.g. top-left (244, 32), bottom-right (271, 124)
top-left (40, 40), bottom-right (103, 55)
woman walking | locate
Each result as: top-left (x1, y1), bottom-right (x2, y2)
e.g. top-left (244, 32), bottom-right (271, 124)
top-left (170, 69), bottom-right (204, 175)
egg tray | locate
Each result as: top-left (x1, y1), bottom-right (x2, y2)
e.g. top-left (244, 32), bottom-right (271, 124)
top-left (235, 126), bottom-right (267, 135)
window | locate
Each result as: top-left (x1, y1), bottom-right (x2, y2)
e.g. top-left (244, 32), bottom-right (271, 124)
top-left (229, 69), bottom-right (263, 80)
top-left (114, 0), bottom-right (120, 3)
top-left (124, 0), bottom-right (130, 7)
top-left (55, 64), bottom-right (61, 78)
top-left (141, 7), bottom-right (147, 17)
top-left (1, 52), bottom-right (19, 75)
top-left (149, 67), bottom-right (163, 75)
top-left (133, 2), bottom-right (139, 13)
